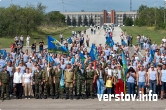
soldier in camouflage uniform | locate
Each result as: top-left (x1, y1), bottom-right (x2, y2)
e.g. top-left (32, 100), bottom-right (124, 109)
top-left (75, 63), bottom-right (86, 99)
top-left (42, 64), bottom-right (54, 99)
top-left (33, 65), bottom-right (43, 99)
top-left (85, 62), bottom-right (96, 98)
top-left (64, 63), bottom-right (75, 99)
top-left (54, 64), bottom-right (64, 99)
top-left (0, 66), bottom-right (10, 100)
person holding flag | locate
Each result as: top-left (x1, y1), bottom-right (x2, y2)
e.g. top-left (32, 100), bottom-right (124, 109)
top-left (54, 63), bottom-right (64, 99)
top-left (114, 63), bottom-right (125, 95)
top-left (95, 63), bottom-right (105, 96)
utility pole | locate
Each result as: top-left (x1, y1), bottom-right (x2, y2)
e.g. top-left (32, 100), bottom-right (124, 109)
top-left (62, 0), bottom-right (64, 12)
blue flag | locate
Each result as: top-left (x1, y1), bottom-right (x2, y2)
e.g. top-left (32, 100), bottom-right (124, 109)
top-left (122, 39), bottom-right (127, 46)
top-left (150, 48), bottom-right (154, 62)
top-left (106, 36), bottom-right (111, 44)
top-left (48, 36), bottom-right (68, 54)
top-left (47, 55), bottom-right (54, 63)
top-left (60, 70), bottom-right (65, 88)
top-left (89, 44), bottom-right (98, 61)
top-left (122, 52), bottom-right (128, 93)
top-left (71, 56), bottom-right (75, 64)
top-left (106, 35), bottom-right (114, 47)
top-left (110, 39), bottom-right (115, 47)
top-left (0, 50), bottom-right (7, 58)
top-left (68, 37), bottom-right (72, 44)
top-left (80, 52), bottom-right (85, 68)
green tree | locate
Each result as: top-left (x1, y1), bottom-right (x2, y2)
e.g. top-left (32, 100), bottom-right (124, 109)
top-left (72, 17), bottom-right (76, 26)
top-left (83, 15), bottom-right (88, 26)
top-left (124, 17), bottom-right (133, 26)
top-left (78, 16), bottom-right (82, 26)
top-left (46, 11), bottom-right (65, 26)
top-left (66, 15), bottom-right (71, 26)
top-left (89, 15), bottom-right (94, 26)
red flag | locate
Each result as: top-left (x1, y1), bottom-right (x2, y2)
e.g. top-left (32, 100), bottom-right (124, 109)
top-left (110, 32), bottom-right (113, 37)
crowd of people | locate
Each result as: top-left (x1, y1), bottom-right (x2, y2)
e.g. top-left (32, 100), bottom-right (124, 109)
top-left (0, 25), bottom-right (166, 101)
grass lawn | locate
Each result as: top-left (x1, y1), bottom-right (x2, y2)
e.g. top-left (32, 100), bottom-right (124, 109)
top-left (0, 26), bottom-right (88, 48)
top-left (121, 26), bottom-right (165, 45)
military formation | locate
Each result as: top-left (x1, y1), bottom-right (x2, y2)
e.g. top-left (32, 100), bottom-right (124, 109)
top-left (0, 61), bottom-right (108, 100)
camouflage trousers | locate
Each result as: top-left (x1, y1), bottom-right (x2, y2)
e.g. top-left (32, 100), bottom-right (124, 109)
top-left (76, 80), bottom-right (85, 95)
top-left (1, 83), bottom-right (9, 99)
top-left (35, 83), bottom-right (43, 97)
top-left (55, 82), bottom-right (64, 96)
top-left (43, 82), bottom-right (53, 96)
top-left (86, 79), bottom-right (94, 96)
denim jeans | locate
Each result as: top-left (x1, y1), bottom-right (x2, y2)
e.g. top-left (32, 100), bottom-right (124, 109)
top-left (106, 87), bottom-right (112, 95)
top-left (141, 43), bottom-right (144, 49)
top-left (97, 79), bottom-right (104, 95)
top-left (127, 82), bottom-right (135, 95)
top-left (150, 80), bottom-right (156, 94)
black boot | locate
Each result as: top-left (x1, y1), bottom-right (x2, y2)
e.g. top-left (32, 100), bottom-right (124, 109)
top-left (70, 95), bottom-right (73, 100)
top-left (35, 95), bottom-right (39, 99)
top-left (76, 95), bottom-right (80, 99)
top-left (44, 95), bottom-right (47, 99)
top-left (52, 95), bottom-right (54, 99)
top-left (55, 95), bottom-right (59, 99)
top-left (90, 94), bottom-right (94, 99)
top-left (82, 94), bottom-right (86, 99)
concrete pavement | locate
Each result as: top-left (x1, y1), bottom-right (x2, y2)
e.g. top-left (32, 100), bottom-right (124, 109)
top-left (0, 98), bottom-right (166, 110)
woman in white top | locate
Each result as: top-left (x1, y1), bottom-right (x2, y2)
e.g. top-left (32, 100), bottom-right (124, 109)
top-left (23, 68), bottom-right (32, 99)
top-left (26, 35), bottom-right (30, 47)
top-left (147, 64), bottom-right (158, 94)
top-left (137, 65), bottom-right (147, 95)
top-left (13, 67), bottom-right (23, 99)
top-left (160, 64), bottom-right (166, 100)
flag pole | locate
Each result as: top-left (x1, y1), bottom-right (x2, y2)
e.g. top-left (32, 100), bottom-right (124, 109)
top-left (48, 52), bottom-right (50, 68)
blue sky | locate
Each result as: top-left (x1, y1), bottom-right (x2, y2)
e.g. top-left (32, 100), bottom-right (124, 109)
top-left (0, 0), bottom-right (164, 12)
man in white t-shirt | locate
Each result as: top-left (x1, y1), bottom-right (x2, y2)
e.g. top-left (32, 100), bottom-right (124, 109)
top-left (162, 37), bottom-right (166, 43)
top-left (26, 35), bottom-right (30, 47)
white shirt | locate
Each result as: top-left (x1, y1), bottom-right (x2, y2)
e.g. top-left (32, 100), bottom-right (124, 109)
top-left (26, 37), bottom-right (30, 41)
top-left (13, 72), bottom-right (23, 83)
top-left (162, 38), bottom-right (166, 43)
top-left (117, 70), bottom-right (122, 79)
top-left (23, 73), bottom-right (32, 83)
top-left (108, 69), bottom-right (113, 76)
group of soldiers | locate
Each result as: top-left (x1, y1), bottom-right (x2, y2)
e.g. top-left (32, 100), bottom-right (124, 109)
top-left (0, 60), bottom-right (109, 100)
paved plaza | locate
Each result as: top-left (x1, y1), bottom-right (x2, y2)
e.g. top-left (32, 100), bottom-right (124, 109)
top-left (0, 27), bottom-right (165, 110)
top-left (0, 98), bottom-right (166, 110)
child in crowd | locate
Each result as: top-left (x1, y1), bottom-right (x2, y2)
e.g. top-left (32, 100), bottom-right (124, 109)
top-left (106, 75), bottom-right (113, 95)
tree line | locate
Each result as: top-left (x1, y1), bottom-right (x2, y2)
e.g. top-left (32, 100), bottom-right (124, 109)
top-left (134, 5), bottom-right (166, 29)
top-left (66, 15), bottom-right (94, 26)
top-left (0, 3), bottom-right (65, 37)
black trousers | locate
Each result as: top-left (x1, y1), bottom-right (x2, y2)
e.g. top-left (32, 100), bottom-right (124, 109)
top-left (15, 83), bottom-right (23, 99)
